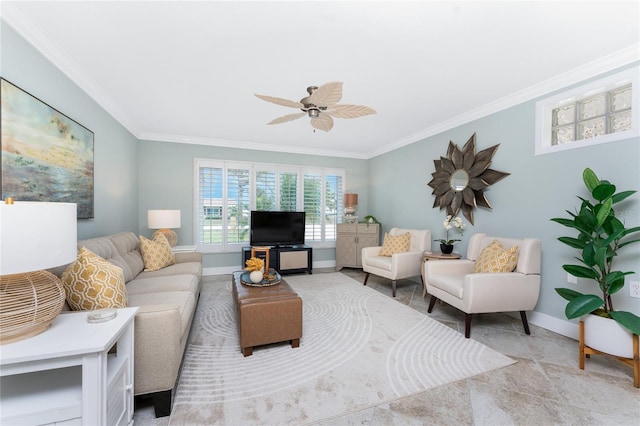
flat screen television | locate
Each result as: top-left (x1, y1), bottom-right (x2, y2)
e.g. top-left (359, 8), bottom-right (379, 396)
top-left (250, 211), bottom-right (306, 247)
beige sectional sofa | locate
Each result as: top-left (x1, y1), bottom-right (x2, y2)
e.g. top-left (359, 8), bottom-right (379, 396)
top-left (71, 232), bottom-right (202, 417)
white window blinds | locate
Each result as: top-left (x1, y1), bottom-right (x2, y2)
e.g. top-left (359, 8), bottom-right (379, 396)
top-left (195, 159), bottom-right (345, 251)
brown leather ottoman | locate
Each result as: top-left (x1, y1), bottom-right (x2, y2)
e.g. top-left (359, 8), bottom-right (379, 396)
top-left (232, 272), bottom-right (303, 357)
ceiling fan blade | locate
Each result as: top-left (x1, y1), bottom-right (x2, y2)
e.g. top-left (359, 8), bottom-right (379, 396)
top-left (325, 104), bottom-right (376, 119)
top-left (311, 114), bottom-right (334, 132)
top-left (255, 94), bottom-right (303, 109)
top-left (267, 112), bottom-right (306, 125)
top-left (308, 81), bottom-right (343, 107)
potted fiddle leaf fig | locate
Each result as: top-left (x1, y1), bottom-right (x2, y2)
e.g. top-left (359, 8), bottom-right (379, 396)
top-left (551, 168), bottom-right (640, 357)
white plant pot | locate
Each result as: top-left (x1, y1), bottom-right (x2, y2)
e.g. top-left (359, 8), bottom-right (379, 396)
top-left (249, 270), bottom-right (263, 283)
top-left (583, 314), bottom-right (635, 359)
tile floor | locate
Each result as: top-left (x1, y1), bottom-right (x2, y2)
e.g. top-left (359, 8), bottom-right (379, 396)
top-left (134, 269), bottom-right (640, 425)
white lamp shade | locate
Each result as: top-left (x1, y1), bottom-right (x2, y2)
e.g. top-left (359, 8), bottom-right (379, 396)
top-left (0, 202), bottom-right (77, 275)
top-left (148, 210), bottom-right (181, 229)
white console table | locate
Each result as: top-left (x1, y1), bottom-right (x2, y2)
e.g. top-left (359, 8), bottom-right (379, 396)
top-left (0, 307), bottom-right (138, 426)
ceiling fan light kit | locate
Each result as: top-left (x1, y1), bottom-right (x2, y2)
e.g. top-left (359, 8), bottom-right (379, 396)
top-left (255, 81), bottom-right (376, 132)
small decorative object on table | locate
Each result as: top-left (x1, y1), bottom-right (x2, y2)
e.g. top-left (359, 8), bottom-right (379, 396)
top-left (245, 256), bottom-right (265, 283)
top-left (434, 214), bottom-right (465, 254)
top-left (241, 268), bottom-right (281, 287)
top-left (243, 255), bottom-right (281, 286)
top-left (363, 215), bottom-right (380, 224)
top-left (440, 243), bottom-right (454, 254)
top-left (249, 246), bottom-right (270, 276)
top-left (87, 308), bottom-right (117, 324)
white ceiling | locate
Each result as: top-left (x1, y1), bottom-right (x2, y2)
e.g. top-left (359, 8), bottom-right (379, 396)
top-left (2, 1), bottom-right (639, 159)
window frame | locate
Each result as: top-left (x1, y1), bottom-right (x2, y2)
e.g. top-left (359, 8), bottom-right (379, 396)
top-left (534, 68), bottom-right (639, 156)
top-left (194, 158), bottom-right (346, 253)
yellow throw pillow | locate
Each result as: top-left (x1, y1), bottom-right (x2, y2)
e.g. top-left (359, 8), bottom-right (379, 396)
top-left (62, 247), bottom-right (127, 311)
top-left (379, 232), bottom-right (411, 257)
top-left (139, 233), bottom-right (175, 271)
top-left (473, 240), bottom-right (519, 273)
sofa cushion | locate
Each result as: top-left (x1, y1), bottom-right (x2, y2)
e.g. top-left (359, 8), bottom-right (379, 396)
top-left (62, 247), bottom-right (128, 310)
top-left (379, 232), bottom-right (410, 256)
top-left (139, 233), bottom-right (175, 271)
top-left (137, 261), bottom-right (203, 282)
top-left (126, 274), bottom-right (199, 296)
top-left (472, 240), bottom-right (519, 273)
top-left (108, 232), bottom-right (145, 279)
top-left (128, 291), bottom-right (195, 340)
top-left (77, 236), bottom-right (138, 283)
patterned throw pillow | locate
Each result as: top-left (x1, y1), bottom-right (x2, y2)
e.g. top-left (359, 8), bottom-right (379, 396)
top-left (62, 247), bottom-right (127, 311)
top-left (379, 232), bottom-right (411, 257)
top-left (139, 233), bottom-right (175, 271)
top-left (472, 240), bottom-right (519, 273)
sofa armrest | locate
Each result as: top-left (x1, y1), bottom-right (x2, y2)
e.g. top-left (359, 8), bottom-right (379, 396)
top-left (361, 246), bottom-right (381, 267)
top-left (463, 273), bottom-right (541, 313)
top-left (424, 259), bottom-right (475, 276)
top-left (131, 304), bottom-right (183, 395)
top-left (389, 251), bottom-right (423, 279)
top-left (175, 251), bottom-right (202, 264)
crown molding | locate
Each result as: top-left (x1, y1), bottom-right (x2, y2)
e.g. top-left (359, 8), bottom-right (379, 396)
top-left (1, 7), bottom-right (141, 137)
top-left (138, 132), bottom-right (370, 160)
top-left (370, 44), bottom-right (640, 159)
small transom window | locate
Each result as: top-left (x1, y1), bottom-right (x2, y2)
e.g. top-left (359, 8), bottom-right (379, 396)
top-left (535, 68), bottom-right (639, 155)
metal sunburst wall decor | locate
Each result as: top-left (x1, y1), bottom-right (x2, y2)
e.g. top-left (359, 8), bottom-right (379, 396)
top-left (427, 133), bottom-right (509, 225)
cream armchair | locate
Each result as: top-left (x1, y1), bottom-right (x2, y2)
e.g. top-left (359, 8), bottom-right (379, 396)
top-left (424, 233), bottom-right (541, 338)
top-left (362, 228), bottom-right (431, 297)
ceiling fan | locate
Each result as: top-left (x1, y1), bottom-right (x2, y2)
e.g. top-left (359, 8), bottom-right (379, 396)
top-left (255, 81), bottom-right (376, 132)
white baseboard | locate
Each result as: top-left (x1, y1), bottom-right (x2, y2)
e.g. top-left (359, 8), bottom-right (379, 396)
top-left (510, 310), bottom-right (579, 341)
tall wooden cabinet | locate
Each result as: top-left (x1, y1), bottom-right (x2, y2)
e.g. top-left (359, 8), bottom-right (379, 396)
top-left (336, 223), bottom-right (380, 270)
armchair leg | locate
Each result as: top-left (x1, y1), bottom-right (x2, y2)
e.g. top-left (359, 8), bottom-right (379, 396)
top-left (464, 314), bottom-right (472, 338)
top-left (363, 273), bottom-right (370, 286)
top-left (391, 280), bottom-right (397, 297)
top-left (427, 295), bottom-right (438, 313)
top-left (520, 311), bottom-right (531, 335)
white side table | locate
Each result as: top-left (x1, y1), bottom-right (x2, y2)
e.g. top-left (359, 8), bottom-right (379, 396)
top-left (0, 307), bottom-right (138, 426)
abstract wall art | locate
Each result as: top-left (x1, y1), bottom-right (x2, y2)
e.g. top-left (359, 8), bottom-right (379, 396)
top-left (1, 78), bottom-right (94, 218)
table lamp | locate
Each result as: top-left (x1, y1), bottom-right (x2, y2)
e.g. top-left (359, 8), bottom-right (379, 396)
top-left (0, 200), bottom-right (77, 344)
top-left (344, 193), bottom-right (358, 223)
top-left (148, 209), bottom-right (181, 246)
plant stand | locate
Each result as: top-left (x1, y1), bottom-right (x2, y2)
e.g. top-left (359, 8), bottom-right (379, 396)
top-left (579, 320), bottom-right (639, 388)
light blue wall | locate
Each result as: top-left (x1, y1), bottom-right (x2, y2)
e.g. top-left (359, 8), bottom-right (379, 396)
top-left (137, 140), bottom-right (369, 270)
top-left (369, 63), bottom-right (640, 322)
top-left (0, 21), bottom-right (139, 239)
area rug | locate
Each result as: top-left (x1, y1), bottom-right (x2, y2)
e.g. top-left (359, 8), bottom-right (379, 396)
top-left (169, 273), bottom-right (515, 425)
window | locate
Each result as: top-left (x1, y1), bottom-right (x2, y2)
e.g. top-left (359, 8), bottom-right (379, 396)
top-left (195, 158), bottom-right (345, 252)
top-left (535, 68), bottom-right (639, 155)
